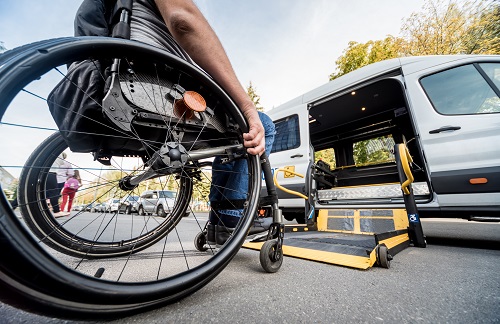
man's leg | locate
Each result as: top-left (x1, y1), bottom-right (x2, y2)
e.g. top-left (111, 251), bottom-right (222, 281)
top-left (208, 112), bottom-right (276, 241)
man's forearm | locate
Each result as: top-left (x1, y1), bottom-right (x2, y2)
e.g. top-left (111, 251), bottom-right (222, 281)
top-left (154, 0), bottom-right (255, 117)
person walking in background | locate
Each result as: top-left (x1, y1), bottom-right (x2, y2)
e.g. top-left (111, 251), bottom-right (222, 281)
top-left (47, 152), bottom-right (74, 217)
top-left (59, 170), bottom-right (82, 217)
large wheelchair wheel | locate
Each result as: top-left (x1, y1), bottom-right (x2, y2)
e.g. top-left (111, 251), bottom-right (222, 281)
top-left (19, 131), bottom-right (192, 258)
top-left (0, 37), bottom-right (261, 316)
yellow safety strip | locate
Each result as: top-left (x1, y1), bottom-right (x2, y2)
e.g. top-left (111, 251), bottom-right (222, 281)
top-left (379, 233), bottom-right (409, 249)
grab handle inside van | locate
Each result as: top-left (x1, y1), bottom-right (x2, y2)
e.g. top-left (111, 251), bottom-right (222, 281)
top-left (397, 144), bottom-right (414, 195)
top-left (273, 168), bottom-right (308, 200)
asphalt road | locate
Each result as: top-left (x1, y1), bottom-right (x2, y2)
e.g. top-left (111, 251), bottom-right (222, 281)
top-left (1, 218), bottom-right (499, 324)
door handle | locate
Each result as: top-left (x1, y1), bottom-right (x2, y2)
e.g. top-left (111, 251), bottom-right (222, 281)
top-left (429, 126), bottom-right (461, 134)
top-left (291, 154), bottom-right (303, 158)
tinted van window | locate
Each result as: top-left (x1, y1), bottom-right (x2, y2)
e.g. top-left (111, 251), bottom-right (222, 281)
top-left (421, 63), bottom-right (500, 115)
top-left (271, 115), bottom-right (300, 153)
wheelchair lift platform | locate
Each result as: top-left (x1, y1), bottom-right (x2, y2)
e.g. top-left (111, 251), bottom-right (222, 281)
top-left (243, 208), bottom-right (411, 269)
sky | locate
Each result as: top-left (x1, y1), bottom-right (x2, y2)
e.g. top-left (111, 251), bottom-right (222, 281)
top-left (0, 0), bottom-right (428, 181)
top-left (0, 0), bottom-right (427, 110)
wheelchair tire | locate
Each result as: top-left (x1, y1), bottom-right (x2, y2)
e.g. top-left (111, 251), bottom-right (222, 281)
top-left (0, 37), bottom-right (261, 317)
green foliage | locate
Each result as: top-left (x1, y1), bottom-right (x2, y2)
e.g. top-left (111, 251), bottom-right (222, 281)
top-left (353, 136), bottom-right (395, 166)
top-left (314, 148), bottom-right (336, 168)
top-left (0, 41), bottom-right (6, 53)
top-left (330, 0), bottom-right (500, 80)
top-left (3, 178), bottom-right (19, 200)
top-left (246, 81), bottom-right (264, 112)
top-left (401, 0), bottom-right (500, 55)
top-left (330, 36), bottom-right (403, 80)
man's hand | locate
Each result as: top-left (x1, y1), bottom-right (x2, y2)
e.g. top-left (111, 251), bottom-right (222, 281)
top-left (243, 108), bottom-right (265, 156)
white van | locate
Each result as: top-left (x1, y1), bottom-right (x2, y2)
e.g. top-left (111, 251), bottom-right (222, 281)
top-left (267, 55), bottom-right (500, 223)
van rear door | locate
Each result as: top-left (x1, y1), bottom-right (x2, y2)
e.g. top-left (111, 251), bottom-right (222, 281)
top-left (404, 60), bottom-right (500, 201)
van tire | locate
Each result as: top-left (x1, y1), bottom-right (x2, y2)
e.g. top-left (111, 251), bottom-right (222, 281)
top-left (138, 206), bottom-right (145, 216)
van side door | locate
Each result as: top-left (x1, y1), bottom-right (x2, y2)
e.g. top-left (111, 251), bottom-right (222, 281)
top-left (405, 60), bottom-right (500, 200)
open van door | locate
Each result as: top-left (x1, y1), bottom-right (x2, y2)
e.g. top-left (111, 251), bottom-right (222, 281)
top-left (268, 103), bottom-right (311, 221)
top-left (404, 59), bottom-right (500, 211)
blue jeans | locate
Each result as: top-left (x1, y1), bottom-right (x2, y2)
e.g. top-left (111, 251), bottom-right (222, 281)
top-left (209, 112), bottom-right (275, 226)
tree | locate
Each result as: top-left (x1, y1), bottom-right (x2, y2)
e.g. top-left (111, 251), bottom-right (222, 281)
top-left (314, 148), bottom-right (336, 168)
top-left (330, 36), bottom-right (403, 80)
top-left (0, 41), bottom-right (6, 54)
top-left (401, 0), bottom-right (500, 55)
top-left (246, 81), bottom-right (264, 112)
top-left (330, 0), bottom-right (500, 80)
top-left (353, 136), bottom-right (394, 166)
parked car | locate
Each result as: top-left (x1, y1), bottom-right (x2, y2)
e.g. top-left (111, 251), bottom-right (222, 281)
top-left (72, 205), bottom-right (84, 211)
top-left (84, 203), bottom-right (94, 212)
top-left (137, 190), bottom-right (178, 217)
top-left (98, 202), bottom-right (109, 212)
top-left (118, 195), bottom-right (140, 214)
top-left (105, 198), bottom-right (121, 213)
top-left (91, 203), bottom-right (104, 213)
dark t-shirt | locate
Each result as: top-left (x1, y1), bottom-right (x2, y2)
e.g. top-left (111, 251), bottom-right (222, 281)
top-left (74, 0), bottom-right (192, 62)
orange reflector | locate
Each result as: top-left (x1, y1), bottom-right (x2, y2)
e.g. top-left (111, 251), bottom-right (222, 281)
top-left (174, 91), bottom-right (206, 119)
top-left (470, 178), bottom-right (488, 184)
top-left (184, 91), bottom-right (207, 112)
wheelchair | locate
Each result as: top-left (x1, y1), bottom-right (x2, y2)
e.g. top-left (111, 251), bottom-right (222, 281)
top-left (0, 33), bottom-right (283, 318)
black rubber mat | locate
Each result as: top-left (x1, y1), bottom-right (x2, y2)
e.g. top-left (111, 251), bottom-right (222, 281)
top-left (284, 231), bottom-right (377, 257)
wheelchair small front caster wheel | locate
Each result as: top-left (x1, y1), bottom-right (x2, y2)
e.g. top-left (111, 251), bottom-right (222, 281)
top-left (376, 244), bottom-right (392, 269)
top-left (194, 231), bottom-right (208, 252)
top-left (259, 239), bottom-right (283, 273)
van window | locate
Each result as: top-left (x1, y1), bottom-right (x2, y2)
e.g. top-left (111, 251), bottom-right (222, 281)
top-left (479, 63), bottom-right (500, 94)
top-left (420, 63), bottom-right (500, 115)
top-left (271, 115), bottom-right (300, 153)
top-left (353, 135), bottom-right (395, 166)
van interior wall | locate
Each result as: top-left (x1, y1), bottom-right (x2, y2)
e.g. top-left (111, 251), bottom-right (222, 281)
top-left (309, 78), bottom-right (427, 188)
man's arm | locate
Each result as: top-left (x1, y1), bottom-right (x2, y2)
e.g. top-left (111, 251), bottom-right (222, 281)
top-left (154, 0), bottom-right (265, 155)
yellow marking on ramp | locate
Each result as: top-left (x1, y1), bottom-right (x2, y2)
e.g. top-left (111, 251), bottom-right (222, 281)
top-left (380, 233), bottom-right (409, 249)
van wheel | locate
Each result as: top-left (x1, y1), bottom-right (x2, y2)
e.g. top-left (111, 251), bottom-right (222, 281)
top-left (157, 205), bottom-right (166, 218)
top-left (138, 206), bottom-right (145, 216)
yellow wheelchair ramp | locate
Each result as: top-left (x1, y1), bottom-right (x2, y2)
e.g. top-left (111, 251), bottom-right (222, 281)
top-left (243, 208), bottom-right (411, 270)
